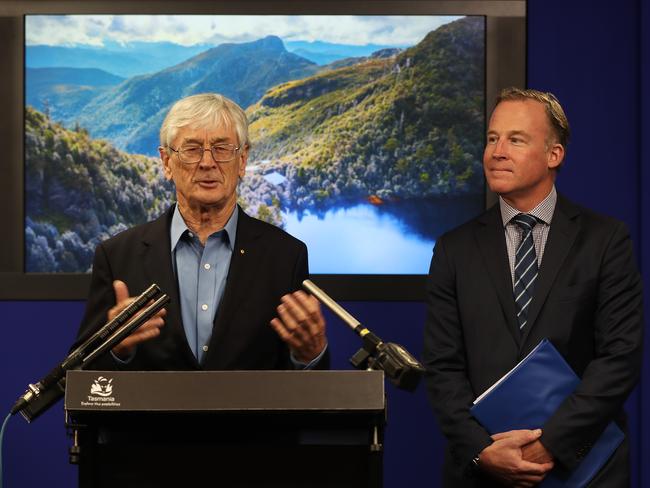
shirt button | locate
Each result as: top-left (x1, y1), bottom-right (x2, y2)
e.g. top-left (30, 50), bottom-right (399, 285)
top-left (201, 304), bottom-right (208, 311)
top-left (202, 345), bottom-right (209, 352)
top-left (204, 263), bottom-right (211, 270)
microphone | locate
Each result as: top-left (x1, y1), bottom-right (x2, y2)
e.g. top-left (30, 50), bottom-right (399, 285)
top-left (303, 279), bottom-right (425, 392)
top-left (72, 284), bottom-right (163, 360)
top-left (11, 284), bottom-right (169, 421)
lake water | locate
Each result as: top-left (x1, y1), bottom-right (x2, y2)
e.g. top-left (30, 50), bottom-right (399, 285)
top-left (283, 196), bottom-right (483, 274)
top-left (262, 171), bottom-right (287, 185)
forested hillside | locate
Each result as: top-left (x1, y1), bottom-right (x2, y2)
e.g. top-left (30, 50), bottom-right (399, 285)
top-left (247, 16), bottom-right (484, 209)
top-left (25, 107), bottom-right (174, 272)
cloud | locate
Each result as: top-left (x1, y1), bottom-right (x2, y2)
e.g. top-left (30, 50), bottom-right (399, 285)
top-left (25, 14), bottom-right (463, 47)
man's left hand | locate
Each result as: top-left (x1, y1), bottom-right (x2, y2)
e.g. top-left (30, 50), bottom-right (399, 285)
top-left (522, 439), bottom-right (554, 465)
top-left (270, 290), bottom-right (327, 363)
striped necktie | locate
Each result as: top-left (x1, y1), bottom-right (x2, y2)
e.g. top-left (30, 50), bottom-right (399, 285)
top-left (513, 214), bottom-right (538, 330)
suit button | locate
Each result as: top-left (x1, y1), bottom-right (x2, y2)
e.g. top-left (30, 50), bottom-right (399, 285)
top-left (202, 345), bottom-right (209, 352)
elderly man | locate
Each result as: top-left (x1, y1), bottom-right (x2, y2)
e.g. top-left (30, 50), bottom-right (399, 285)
top-left (76, 93), bottom-right (327, 371)
top-left (423, 88), bottom-right (643, 487)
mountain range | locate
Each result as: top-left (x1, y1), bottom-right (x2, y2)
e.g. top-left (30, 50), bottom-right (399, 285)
top-left (246, 16), bottom-right (485, 208)
top-left (284, 40), bottom-right (398, 65)
top-left (26, 67), bottom-right (124, 123)
top-left (26, 41), bottom-right (213, 78)
top-left (31, 35), bottom-right (320, 156)
top-left (26, 38), bottom-right (394, 77)
top-left (25, 35), bottom-right (413, 157)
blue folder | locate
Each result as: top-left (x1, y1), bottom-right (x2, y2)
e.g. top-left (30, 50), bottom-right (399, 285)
top-left (470, 339), bottom-right (623, 488)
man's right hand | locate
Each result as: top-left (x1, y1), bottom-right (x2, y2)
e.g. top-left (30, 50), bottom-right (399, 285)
top-left (478, 429), bottom-right (554, 487)
top-left (110, 280), bottom-right (166, 359)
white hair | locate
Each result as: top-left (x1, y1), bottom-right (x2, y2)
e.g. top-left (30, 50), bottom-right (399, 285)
top-left (159, 93), bottom-right (249, 149)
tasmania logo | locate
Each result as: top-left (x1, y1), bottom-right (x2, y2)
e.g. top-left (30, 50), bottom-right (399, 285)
top-left (90, 376), bottom-right (113, 397)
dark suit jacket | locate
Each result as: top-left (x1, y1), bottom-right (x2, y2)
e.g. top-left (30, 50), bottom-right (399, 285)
top-left (423, 194), bottom-right (643, 487)
top-left (76, 205), bottom-right (328, 371)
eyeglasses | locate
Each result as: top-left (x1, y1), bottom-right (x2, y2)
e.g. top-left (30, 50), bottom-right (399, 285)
top-left (166, 143), bottom-right (241, 164)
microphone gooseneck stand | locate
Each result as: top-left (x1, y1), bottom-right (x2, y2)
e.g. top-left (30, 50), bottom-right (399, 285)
top-left (303, 279), bottom-right (425, 392)
top-left (10, 284), bottom-right (170, 422)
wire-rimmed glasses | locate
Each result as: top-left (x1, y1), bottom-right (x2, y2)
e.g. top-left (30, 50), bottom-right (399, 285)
top-left (166, 143), bottom-right (241, 164)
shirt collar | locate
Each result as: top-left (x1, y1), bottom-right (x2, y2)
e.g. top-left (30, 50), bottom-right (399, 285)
top-left (170, 203), bottom-right (239, 251)
top-left (499, 186), bottom-right (557, 227)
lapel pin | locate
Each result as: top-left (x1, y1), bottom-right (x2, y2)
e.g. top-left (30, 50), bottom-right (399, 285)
top-left (240, 249), bottom-right (245, 255)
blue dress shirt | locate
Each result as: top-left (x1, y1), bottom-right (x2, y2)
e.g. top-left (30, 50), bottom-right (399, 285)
top-left (171, 204), bottom-right (238, 363)
top-left (170, 204), bottom-right (326, 368)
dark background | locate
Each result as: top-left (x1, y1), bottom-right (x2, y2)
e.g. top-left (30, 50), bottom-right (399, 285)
top-left (1, 0), bottom-right (648, 486)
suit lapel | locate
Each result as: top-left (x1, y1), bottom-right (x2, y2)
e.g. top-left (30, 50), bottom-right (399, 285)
top-left (521, 195), bottom-right (580, 346)
top-left (141, 207), bottom-right (199, 367)
top-left (208, 207), bottom-right (264, 351)
top-left (475, 205), bottom-right (522, 347)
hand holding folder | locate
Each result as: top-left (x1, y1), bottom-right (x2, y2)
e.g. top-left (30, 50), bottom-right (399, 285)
top-left (470, 339), bottom-right (623, 488)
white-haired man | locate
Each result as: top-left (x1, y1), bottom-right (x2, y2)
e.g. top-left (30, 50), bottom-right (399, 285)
top-left (76, 93), bottom-right (327, 371)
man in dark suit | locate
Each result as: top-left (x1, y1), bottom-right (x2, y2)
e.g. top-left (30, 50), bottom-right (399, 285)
top-left (423, 88), bottom-right (643, 487)
top-left (76, 93), bottom-right (328, 371)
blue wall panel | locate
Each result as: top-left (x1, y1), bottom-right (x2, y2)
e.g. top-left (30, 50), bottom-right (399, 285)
top-left (0, 301), bottom-right (83, 486)
top-left (638, 0), bottom-right (649, 486)
top-left (528, 0), bottom-right (647, 486)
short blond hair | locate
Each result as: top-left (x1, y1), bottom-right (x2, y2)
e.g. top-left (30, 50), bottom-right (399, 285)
top-left (496, 87), bottom-right (570, 149)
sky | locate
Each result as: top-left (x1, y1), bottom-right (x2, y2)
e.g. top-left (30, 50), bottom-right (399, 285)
top-left (25, 15), bottom-right (462, 48)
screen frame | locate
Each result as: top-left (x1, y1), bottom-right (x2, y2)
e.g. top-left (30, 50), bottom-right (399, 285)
top-left (0, 0), bottom-right (525, 300)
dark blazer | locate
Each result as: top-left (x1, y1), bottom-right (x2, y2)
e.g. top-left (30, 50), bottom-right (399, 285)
top-left (423, 194), bottom-right (643, 487)
top-left (76, 205), bottom-right (328, 371)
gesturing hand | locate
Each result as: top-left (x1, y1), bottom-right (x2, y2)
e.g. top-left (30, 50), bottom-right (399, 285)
top-left (270, 290), bottom-right (327, 363)
top-left (110, 280), bottom-right (166, 359)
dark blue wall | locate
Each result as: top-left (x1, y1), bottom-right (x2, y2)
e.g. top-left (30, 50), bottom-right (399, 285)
top-left (1, 1), bottom-right (648, 486)
top-left (528, 0), bottom-right (648, 486)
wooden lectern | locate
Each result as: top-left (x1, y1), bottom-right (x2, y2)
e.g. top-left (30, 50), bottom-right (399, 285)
top-left (65, 370), bottom-right (385, 488)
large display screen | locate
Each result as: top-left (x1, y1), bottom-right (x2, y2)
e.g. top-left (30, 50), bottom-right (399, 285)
top-left (24, 14), bottom-right (485, 275)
